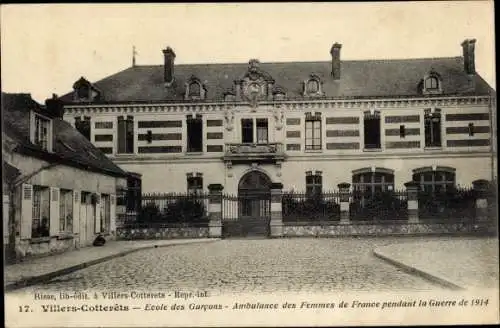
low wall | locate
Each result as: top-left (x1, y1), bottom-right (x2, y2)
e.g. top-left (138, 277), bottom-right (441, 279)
top-left (15, 236), bottom-right (77, 259)
top-left (283, 221), bottom-right (497, 237)
top-left (116, 226), bottom-right (209, 240)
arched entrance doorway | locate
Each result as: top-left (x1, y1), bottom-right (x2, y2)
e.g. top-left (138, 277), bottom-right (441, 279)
top-left (235, 171), bottom-right (272, 237)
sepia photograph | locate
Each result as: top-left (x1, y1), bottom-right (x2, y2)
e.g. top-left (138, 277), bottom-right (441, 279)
top-left (2, 2), bottom-right (498, 326)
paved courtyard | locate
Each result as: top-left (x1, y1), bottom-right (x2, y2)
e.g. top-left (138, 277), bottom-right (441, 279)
top-left (9, 237), bottom-right (449, 294)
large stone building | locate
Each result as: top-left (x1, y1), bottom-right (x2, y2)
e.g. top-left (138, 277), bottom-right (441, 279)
top-left (2, 93), bottom-right (127, 260)
top-left (59, 40), bottom-right (495, 201)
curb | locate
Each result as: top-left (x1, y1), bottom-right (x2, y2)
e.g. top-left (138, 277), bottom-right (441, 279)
top-left (372, 248), bottom-right (466, 291)
top-left (5, 239), bottom-right (220, 292)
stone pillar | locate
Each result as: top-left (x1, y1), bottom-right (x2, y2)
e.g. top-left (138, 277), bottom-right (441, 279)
top-left (473, 179), bottom-right (489, 222)
top-left (405, 181), bottom-right (419, 223)
top-left (270, 183), bottom-right (283, 237)
top-left (208, 184), bottom-right (224, 238)
top-left (338, 183), bottom-right (351, 224)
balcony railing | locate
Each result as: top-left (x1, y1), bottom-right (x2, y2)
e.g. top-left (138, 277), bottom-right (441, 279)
top-left (224, 142), bottom-right (286, 163)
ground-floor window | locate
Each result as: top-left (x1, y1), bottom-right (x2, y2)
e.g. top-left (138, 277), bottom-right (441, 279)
top-left (187, 174), bottom-right (203, 194)
top-left (32, 186), bottom-right (50, 238)
top-left (59, 189), bottom-right (73, 233)
top-left (306, 171), bottom-right (322, 197)
top-left (352, 169), bottom-right (395, 195)
top-left (412, 167), bottom-right (456, 193)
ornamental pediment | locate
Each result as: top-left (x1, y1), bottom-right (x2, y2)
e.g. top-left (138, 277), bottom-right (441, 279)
top-left (235, 59), bottom-right (276, 102)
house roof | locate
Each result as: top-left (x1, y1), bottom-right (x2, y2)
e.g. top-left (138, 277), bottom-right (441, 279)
top-left (2, 93), bottom-right (127, 177)
top-left (59, 56), bottom-right (494, 103)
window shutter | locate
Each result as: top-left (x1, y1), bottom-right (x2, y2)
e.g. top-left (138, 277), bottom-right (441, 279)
top-left (95, 193), bottom-right (102, 233)
top-left (49, 187), bottom-right (60, 236)
top-left (73, 190), bottom-right (80, 234)
top-left (20, 184), bottom-right (33, 239)
top-left (109, 194), bottom-right (116, 233)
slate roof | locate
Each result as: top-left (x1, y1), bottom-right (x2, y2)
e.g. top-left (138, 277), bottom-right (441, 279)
top-left (2, 93), bottom-right (127, 177)
top-left (59, 56), bottom-right (493, 103)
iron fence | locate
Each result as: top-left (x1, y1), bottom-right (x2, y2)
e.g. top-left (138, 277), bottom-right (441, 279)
top-left (417, 187), bottom-right (476, 221)
top-left (138, 192), bottom-right (210, 224)
top-left (282, 191), bottom-right (341, 222)
top-left (349, 189), bottom-right (408, 222)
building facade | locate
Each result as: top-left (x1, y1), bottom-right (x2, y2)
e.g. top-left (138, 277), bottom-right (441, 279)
top-left (2, 93), bottom-right (127, 260)
top-left (59, 40), bottom-right (496, 201)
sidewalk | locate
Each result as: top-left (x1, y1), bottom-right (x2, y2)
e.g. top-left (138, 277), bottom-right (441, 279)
top-left (4, 238), bottom-right (219, 291)
top-left (373, 237), bottom-right (499, 290)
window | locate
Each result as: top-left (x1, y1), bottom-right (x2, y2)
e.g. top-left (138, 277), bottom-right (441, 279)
top-left (256, 119), bottom-right (268, 143)
top-left (352, 170), bottom-right (395, 195)
top-left (101, 194), bottom-right (111, 233)
top-left (400, 125), bottom-right (406, 138)
top-left (59, 189), bottom-right (73, 233)
top-left (305, 114), bottom-right (322, 150)
top-left (75, 116), bottom-right (91, 141)
top-left (146, 130), bottom-right (153, 143)
top-left (34, 114), bottom-right (50, 151)
top-left (118, 116), bottom-right (134, 154)
top-left (241, 119), bottom-right (254, 143)
top-left (188, 82), bottom-right (201, 98)
top-left (468, 123), bottom-right (475, 136)
top-left (424, 76), bottom-right (439, 90)
top-left (77, 86), bottom-right (90, 100)
top-left (32, 186), bottom-right (50, 238)
top-left (364, 111), bottom-right (381, 149)
top-left (306, 172), bottom-right (322, 197)
top-left (187, 115), bottom-right (203, 152)
top-left (413, 168), bottom-right (456, 193)
top-left (307, 80), bottom-right (319, 94)
top-left (187, 175), bottom-right (203, 194)
top-left (424, 109), bottom-right (442, 147)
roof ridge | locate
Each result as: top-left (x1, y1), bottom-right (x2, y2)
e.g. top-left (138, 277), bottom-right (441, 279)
top-left (130, 56), bottom-right (462, 68)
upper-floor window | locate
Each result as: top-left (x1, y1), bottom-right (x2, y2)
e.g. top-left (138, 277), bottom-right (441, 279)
top-left (118, 116), bottom-right (134, 154)
top-left (187, 115), bottom-right (203, 152)
top-left (421, 71), bottom-right (443, 95)
top-left (468, 123), bottom-right (475, 136)
top-left (364, 110), bottom-right (381, 149)
top-left (305, 113), bottom-right (322, 150)
top-left (412, 167), bottom-right (456, 193)
top-left (424, 76), bottom-right (439, 90)
top-left (256, 119), bottom-right (269, 143)
top-left (240, 118), bottom-right (268, 143)
top-left (306, 171), bottom-right (322, 197)
top-left (33, 113), bottom-right (51, 151)
top-left (303, 75), bottom-right (323, 97)
top-left (75, 116), bottom-right (91, 141)
top-left (424, 109), bottom-right (442, 147)
top-left (185, 76), bottom-right (206, 100)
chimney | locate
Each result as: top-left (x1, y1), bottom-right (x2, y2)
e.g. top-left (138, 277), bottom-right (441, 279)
top-left (162, 46), bottom-right (176, 85)
top-left (461, 39), bottom-right (476, 75)
top-left (45, 94), bottom-right (64, 118)
top-left (330, 43), bottom-right (342, 80)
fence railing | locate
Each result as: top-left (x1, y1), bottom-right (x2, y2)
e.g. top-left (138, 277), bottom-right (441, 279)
top-left (417, 187), bottom-right (476, 221)
top-left (349, 189), bottom-right (408, 222)
top-left (282, 191), bottom-right (341, 222)
top-left (136, 192), bottom-right (210, 224)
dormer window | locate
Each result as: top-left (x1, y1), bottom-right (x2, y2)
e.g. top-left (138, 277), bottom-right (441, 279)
top-left (185, 76), bottom-right (206, 100)
top-left (303, 75), bottom-right (323, 97)
top-left (31, 111), bottom-right (52, 152)
top-left (421, 71), bottom-right (443, 95)
top-left (72, 77), bottom-right (100, 102)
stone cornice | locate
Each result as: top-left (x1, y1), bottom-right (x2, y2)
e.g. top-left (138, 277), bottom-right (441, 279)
top-left (64, 95), bottom-right (493, 115)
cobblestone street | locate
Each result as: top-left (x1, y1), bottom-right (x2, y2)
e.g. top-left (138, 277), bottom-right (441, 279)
top-left (10, 237), bottom-right (445, 294)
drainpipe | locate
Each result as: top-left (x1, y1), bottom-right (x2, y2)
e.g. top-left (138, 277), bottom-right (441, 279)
top-left (7, 163), bottom-right (60, 264)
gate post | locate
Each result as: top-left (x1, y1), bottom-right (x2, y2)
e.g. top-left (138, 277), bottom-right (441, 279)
top-left (208, 184), bottom-right (224, 238)
top-left (405, 181), bottom-right (419, 223)
top-left (270, 182), bottom-right (283, 237)
top-left (338, 183), bottom-right (351, 224)
top-left (472, 179), bottom-right (489, 222)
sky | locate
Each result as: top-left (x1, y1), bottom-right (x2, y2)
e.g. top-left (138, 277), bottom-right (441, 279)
top-left (1, 2), bottom-right (495, 103)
